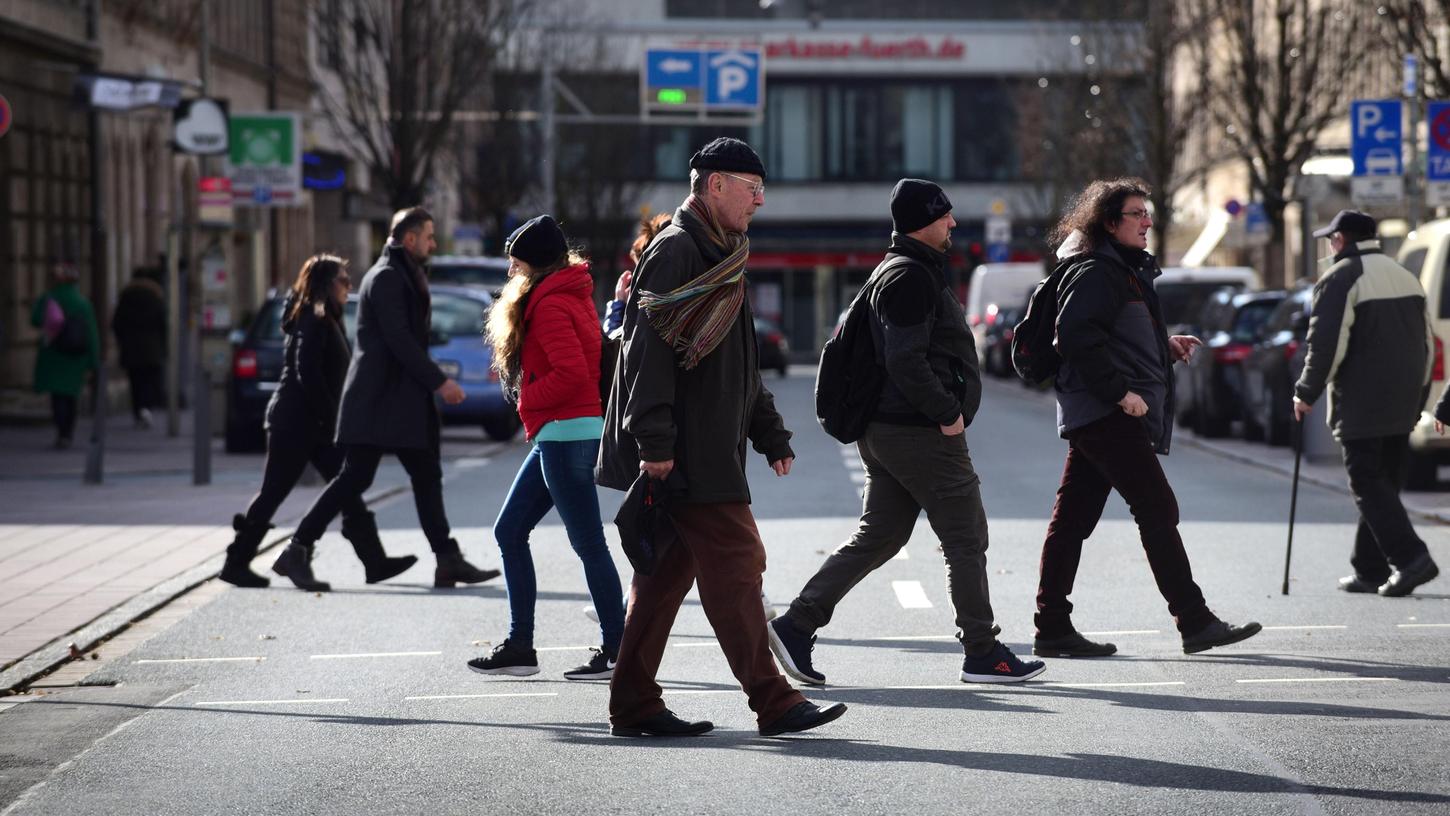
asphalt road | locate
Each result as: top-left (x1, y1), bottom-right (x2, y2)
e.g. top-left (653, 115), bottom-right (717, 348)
top-left (2, 372), bottom-right (1448, 815)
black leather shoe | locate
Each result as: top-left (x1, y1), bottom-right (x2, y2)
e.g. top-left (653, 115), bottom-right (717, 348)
top-left (434, 538), bottom-right (501, 588)
top-left (270, 540), bottom-right (331, 592)
top-left (758, 701), bottom-right (847, 737)
top-left (1033, 631), bottom-right (1117, 657)
top-left (610, 709), bottom-right (713, 738)
top-left (1182, 619), bottom-right (1261, 654)
top-left (1379, 554), bottom-right (1440, 597)
top-left (1337, 574), bottom-right (1384, 593)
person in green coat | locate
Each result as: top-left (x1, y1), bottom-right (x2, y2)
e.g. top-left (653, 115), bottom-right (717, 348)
top-left (30, 261), bottom-right (100, 448)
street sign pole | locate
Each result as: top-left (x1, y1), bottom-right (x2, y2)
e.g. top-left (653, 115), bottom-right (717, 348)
top-left (1406, 54), bottom-right (1421, 230)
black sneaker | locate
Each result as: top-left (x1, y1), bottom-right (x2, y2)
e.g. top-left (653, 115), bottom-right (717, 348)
top-left (961, 641), bottom-right (1046, 683)
top-left (1182, 619), bottom-right (1262, 654)
top-left (467, 640), bottom-right (539, 676)
top-left (563, 647), bottom-right (616, 681)
top-left (767, 616), bottom-right (825, 685)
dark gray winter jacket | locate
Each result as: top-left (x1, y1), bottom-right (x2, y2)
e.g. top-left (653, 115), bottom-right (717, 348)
top-left (1053, 233), bottom-right (1175, 453)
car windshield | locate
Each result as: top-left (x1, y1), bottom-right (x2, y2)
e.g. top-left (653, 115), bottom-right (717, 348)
top-left (429, 260), bottom-right (510, 291)
top-left (1157, 282), bottom-right (1244, 326)
top-left (431, 293), bottom-right (487, 339)
top-left (1230, 298), bottom-right (1282, 342)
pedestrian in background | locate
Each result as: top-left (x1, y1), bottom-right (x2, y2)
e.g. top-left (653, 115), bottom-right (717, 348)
top-left (30, 259), bottom-right (99, 449)
top-left (1034, 177), bottom-right (1261, 656)
top-left (768, 179), bottom-right (1043, 686)
top-left (1296, 209), bottom-right (1439, 597)
top-left (221, 254), bottom-right (415, 589)
top-left (466, 215), bottom-right (625, 681)
top-left (597, 137), bottom-right (844, 738)
top-left (111, 268), bottom-right (167, 430)
top-left (273, 207), bottom-right (500, 591)
top-left (603, 213), bottom-right (671, 338)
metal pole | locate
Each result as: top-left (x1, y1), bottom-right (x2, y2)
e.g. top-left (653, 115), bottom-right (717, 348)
top-left (166, 230), bottom-right (180, 436)
top-left (83, 0), bottom-right (106, 484)
top-left (540, 38), bottom-right (555, 215)
top-left (193, 0), bottom-right (212, 484)
top-left (1406, 53), bottom-right (1422, 232)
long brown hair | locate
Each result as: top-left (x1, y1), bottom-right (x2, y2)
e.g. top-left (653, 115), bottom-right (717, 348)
top-left (486, 249), bottom-right (589, 383)
top-left (1049, 177), bottom-right (1151, 250)
top-left (286, 253), bottom-right (347, 324)
top-left (630, 213), bottom-right (672, 264)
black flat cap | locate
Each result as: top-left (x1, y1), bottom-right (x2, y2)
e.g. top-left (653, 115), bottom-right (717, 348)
top-left (1313, 209), bottom-right (1377, 239)
top-left (689, 137), bottom-right (766, 180)
top-left (505, 214), bottom-right (568, 269)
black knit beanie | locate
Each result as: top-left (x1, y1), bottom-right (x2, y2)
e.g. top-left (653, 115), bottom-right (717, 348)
top-left (505, 215), bottom-right (568, 269)
top-left (689, 137), bottom-right (767, 180)
top-left (890, 179), bottom-right (953, 235)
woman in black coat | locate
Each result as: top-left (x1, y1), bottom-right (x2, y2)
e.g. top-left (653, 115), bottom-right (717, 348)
top-left (220, 254), bottom-right (415, 588)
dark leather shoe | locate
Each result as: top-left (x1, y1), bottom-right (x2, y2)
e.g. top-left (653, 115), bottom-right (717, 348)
top-left (270, 540), bottom-right (331, 592)
top-left (1182, 619), bottom-right (1261, 654)
top-left (1337, 574), bottom-right (1384, 593)
top-left (434, 538), bottom-right (501, 588)
top-left (759, 701), bottom-right (847, 737)
top-left (1033, 631), bottom-right (1117, 657)
top-left (610, 709), bottom-right (713, 738)
top-left (1379, 554), bottom-right (1440, 597)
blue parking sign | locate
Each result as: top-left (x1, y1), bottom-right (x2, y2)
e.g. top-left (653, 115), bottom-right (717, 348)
top-left (1350, 100), bottom-right (1402, 177)
top-left (646, 50), bottom-right (702, 91)
top-left (705, 49), bottom-right (761, 108)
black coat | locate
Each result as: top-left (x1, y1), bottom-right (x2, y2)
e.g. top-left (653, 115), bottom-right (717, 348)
top-left (265, 298), bottom-right (351, 437)
top-left (596, 203), bottom-right (793, 504)
top-left (335, 244), bottom-right (447, 450)
top-left (112, 278), bottom-right (167, 370)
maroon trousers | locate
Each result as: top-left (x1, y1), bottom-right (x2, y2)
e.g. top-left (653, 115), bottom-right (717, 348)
top-left (608, 502), bottom-right (804, 727)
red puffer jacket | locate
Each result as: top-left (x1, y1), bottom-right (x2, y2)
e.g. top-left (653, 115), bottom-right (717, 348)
top-left (516, 263), bottom-right (602, 439)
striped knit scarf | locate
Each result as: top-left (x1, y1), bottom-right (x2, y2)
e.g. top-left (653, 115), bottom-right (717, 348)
top-left (638, 196), bottom-right (749, 370)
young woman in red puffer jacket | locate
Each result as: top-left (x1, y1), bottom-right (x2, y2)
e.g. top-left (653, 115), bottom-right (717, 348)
top-left (467, 215), bottom-right (625, 682)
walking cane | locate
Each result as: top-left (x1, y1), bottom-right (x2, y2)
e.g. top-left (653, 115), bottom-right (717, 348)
top-left (1282, 416), bottom-right (1304, 596)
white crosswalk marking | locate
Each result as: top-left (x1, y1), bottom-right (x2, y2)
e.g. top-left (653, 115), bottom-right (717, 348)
top-left (892, 580), bottom-right (933, 608)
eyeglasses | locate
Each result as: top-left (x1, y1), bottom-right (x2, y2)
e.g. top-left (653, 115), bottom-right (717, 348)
top-left (718, 171), bottom-right (765, 198)
top-left (1119, 208), bottom-right (1152, 221)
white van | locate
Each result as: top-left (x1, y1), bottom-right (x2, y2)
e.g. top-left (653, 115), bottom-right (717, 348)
top-left (1155, 266), bottom-right (1261, 334)
top-left (1395, 219), bottom-right (1450, 487)
top-left (965, 262), bottom-right (1045, 362)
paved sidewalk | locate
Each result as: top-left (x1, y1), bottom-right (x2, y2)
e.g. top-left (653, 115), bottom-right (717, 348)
top-left (0, 412), bottom-right (499, 690)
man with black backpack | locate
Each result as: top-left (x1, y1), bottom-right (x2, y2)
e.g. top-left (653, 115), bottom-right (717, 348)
top-left (771, 179), bottom-right (1046, 686)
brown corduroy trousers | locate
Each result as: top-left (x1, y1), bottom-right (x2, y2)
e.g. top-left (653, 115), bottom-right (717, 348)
top-left (608, 501), bottom-right (804, 727)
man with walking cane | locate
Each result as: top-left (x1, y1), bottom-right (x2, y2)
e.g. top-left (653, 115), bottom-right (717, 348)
top-left (1293, 210), bottom-right (1439, 597)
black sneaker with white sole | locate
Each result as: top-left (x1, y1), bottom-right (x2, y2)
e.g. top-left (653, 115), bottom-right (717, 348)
top-left (960, 641), bottom-right (1046, 683)
top-left (768, 615), bottom-right (826, 685)
top-left (563, 647), bottom-right (616, 681)
top-left (467, 639), bottom-right (540, 676)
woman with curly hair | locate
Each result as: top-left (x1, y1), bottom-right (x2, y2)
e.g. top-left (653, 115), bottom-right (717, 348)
top-left (467, 215), bottom-right (625, 680)
top-left (1032, 178), bottom-right (1261, 658)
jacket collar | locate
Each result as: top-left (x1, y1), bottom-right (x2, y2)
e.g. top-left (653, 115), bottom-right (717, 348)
top-left (1091, 239), bottom-right (1160, 281)
top-left (1333, 239), bottom-right (1384, 262)
top-left (888, 233), bottom-right (949, 275)
top-left (672, 201), bottom-right (733, 267)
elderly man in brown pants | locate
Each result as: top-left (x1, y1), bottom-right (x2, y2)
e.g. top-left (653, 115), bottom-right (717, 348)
top-left (596, 137), bottom-right (846, 738)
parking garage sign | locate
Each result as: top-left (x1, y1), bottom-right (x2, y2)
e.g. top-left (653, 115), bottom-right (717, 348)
top-left (643, 46), bottom-right (763, 119)
top-left (1350, 99), bottom-right (1404, 205)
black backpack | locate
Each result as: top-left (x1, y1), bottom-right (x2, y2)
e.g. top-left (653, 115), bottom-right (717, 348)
top-left (1010, 260), bottom-right (1072, 385)
top-left (815, 262), bottom-right (898, 444)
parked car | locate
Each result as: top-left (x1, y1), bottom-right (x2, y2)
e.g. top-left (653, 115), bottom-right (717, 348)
top-left (755, 317), bottom-right (789, 377)
top-left (1156, 266), bottom-right (1260, 336)
top-left (226, 285), bottom-right (518, 452)
top-left (1239, 287), bottom-right (1312, 446)
top-left (1176, 288), bottom-right (1287, 438)
top-left (1396, 220), bottom-right (1450, 488)
top-left (979, 302), bottom-right (1023, 378)
top-left (427, 255), bottom-right (511, 295)
top-left (966, 262), bottom-right (1044, 362)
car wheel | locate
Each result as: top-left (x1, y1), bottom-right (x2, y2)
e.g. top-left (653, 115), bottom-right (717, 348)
top-left (482, 412), bottom-right (522, 441)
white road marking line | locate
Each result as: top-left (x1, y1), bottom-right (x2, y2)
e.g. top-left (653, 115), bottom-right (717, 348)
top-left (1234, 677), bottom-right (1398, 685)
top-left (135, 656), bottom-right (266, 664)
top-left (671, 642), bottom-right (720, 648)
top-left (1047, 681), bottom-right (1186, 689)
top-left (1080, 629), bottom-right (1161, 636)
top-left (536, 646), bottom-right (593, 652)
top-left (453, 457), bottom-right (492, 469)
top-left (865, 634), bottom-right (955, 641)
top-left (1397, 623), bottom-right (1450, 628)
top-left (309, 651), bottom-right (443, 660)
top-left (195, 698), bottom-right (349, 706)
top-left (892, 580), bottom-right (933, 609)
top-left (1260, 625), bottom-right (1348, 631)
top-left (663, 689), bottom-right (737, 695)
top-left (405, 692), bottom-right (558, 701)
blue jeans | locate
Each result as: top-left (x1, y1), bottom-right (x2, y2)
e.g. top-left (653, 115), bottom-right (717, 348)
top-left (493, 439), bottom-right (625, 652)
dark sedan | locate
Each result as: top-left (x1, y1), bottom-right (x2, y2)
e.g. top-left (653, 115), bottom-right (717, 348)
top-left (1240, 287), bottom-right (1311, 446)
top-left (1176, 288), bottom-right (1287, 438)
top-left (755, 318), bottom-right (789, 377)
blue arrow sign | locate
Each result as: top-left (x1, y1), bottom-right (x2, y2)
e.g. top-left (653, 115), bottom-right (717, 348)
top-left (705, 49), bottom-right (761, 108)
top-left (1350, 99), bottom-right (1403, 177)
top-left (646, 50), bottom-right (703, 91)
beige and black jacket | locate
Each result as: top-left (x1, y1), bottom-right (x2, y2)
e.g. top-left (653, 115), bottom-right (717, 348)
top-left (1294, 240), bottom-right (1433, 440)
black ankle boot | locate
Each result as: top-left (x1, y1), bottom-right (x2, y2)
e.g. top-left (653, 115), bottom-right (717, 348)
top-left (341, 510), bottom-right (417, 584)
top-left (433, 538), bottom-right (500, 588)
top-left (271, 538), bottom-right (331, 591)
top-left (220, 514), bottom-right (272, 588)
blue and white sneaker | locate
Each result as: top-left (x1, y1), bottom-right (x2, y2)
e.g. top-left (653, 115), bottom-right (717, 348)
top-left (768, 615), bottom-right (825, 685)
top-left (961, 641), bottom-right (1046, 683)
